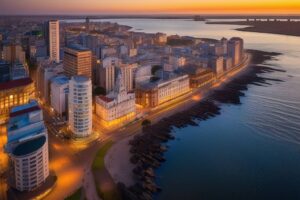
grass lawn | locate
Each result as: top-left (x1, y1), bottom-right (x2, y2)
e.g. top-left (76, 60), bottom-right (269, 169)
top-left (64, 187), bottom-right (83, 200)
top-left (92, 140), bottom-right (114, 170)
top-left (92, 140), bottom-right (122, 200)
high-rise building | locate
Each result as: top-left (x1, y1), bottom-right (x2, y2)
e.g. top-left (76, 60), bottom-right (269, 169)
top-left (5, 100), bottom-right (49, 192)
top-left (68, 76), bottom-right (92, 138)
top-left (48, 20), bottom-right (60, 63)
top-left (85, 17), bottom-right (90, 32)
top-left (2, 44), bottom-right (26, 64)
top-left (0, 60), bottom-right (10, 83)
top-left (119, 62), bottom-right (137, 91)
top-left (64, 44), bottom-right (92, 78)
top-left (228, 37), bottom-right (244, 66)
top-left (210, 56), bottom-right (224, 76)
top-left (50, 75), bottom-right (69, 118)
top-left (11, 63), bottom-right (28, 80)
top-left (95, 72), bottom-right (136, 127)
top-left (36, 60), bottom-right (64, 104)
top-left (99, 56), bottom-right (119, 93)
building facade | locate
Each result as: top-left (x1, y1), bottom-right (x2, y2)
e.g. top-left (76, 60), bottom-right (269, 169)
top-left (95, 72), bottom-right (136, 127)
top-left (6, 100), bottom-right (49, 192)
top-left (2, 44), bottom-right (26, 64)
top-left (119, 62), bottom-right (137, 91)
top-left (188, 68), bottom-right (215, 88)
top-left (68, 76), bottom-right (92, 138)
top-left (48, 20), bottom-right (60, 63)
top-left (0, 78), bottom-right (35, 124)
top-left (36, 60), bottom-right (64, 104)
top-left (99, 56), bottom-right (119, 93)
top-left (64, 44), bottom-right (92, 78)
top-left (50, 75), bottom-right (69, 117)
top-left (228, 37), bottom-right (244, 66)
top-left (136, 74), bottom-right (190, 108)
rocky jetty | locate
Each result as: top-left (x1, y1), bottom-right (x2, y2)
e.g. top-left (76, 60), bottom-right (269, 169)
top-left (118, 50), bottom-right (284, 200)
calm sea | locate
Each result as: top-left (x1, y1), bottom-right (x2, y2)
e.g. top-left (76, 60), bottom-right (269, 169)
top-left (66, 18), bottom-right (300, 199)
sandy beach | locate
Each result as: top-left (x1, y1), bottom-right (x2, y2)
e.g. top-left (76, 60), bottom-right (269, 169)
top-left (104, 135), bottom-right (136, 187)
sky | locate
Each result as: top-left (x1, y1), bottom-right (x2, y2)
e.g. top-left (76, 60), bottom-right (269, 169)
top-left (1, 0), bottom-right (300, 15)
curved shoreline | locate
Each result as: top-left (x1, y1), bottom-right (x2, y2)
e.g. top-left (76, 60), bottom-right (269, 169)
top-left (105, 50), bottom-right (284, 199)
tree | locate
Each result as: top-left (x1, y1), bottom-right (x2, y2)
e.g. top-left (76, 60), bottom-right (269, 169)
top-left (93, 86), bottom-right (106, 96)
top-left (141, 119), bottom-right (151, 127)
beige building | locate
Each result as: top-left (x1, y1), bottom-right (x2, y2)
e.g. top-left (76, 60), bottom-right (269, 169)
top-left (228, 37), bottom-right (244, 66)
top-left (2, 44), bottom-right (26, 64)
top-left (99, 56), bottom-right (120, 92)
top-left (119, 62), bottom-right (137, 91)
top-left (96, 72), bottom-right (136, 127)
top-left (64, 44), bottom-right (92, 78)
top-left (136, 74), bottom-right (190, 108)
top-left (49, 20), bottom-right (60, 63)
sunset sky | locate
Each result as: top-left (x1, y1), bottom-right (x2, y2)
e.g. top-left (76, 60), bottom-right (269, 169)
top-left (1, 0), bottom-right (300, 15)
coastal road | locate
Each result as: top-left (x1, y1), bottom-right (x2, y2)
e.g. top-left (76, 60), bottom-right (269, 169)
top-left (34, 53), bottom-right (251, 200)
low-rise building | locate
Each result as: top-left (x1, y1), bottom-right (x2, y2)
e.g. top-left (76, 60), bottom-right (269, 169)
top-left (188, 68), bottom-right (215, 88)
top-left (136, 74), bottom-right (190, 108)
top-left (0, 77), bottom-right (35, 124)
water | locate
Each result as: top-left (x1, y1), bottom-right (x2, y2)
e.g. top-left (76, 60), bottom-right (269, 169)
top-left (67, 18), bottom-right (300, 199)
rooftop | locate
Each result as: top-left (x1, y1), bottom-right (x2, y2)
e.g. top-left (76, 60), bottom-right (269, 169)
top-left (97, 95), bottom-right (114, 103)
top-left (72, 75), bottom-right (90, 83)
top-left (10, 100), bottom-right (39, 114)
top-left (0, 77), bottom-right (33, 91)
top-left (67, 43), bottom-right (90, 52)
top-left (51, 74), bottom-right (69, 85)
top-left (12, 135), bottom-right (46, 157)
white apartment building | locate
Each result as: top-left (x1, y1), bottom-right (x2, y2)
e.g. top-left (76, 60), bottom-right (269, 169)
top-left (36, 60), bottom-right (64, 104)
top-left (6, 100), bottom-right (49, 192)
top-left (68, 76), bottom-right (92, 138)
top-left (50, 75), bottom-right (69, 117)
top-left (96, 72), bottom-right (136, 127)
top-left (49, 20), bottom-right (60, 63)
top-left (157, 74), bottom-right (190, 105)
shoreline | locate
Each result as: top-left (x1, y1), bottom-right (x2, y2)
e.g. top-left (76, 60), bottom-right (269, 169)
top-left (105, 49), bottom-right (284, 199)
top-left (206, 21), bottom-right (300, 37)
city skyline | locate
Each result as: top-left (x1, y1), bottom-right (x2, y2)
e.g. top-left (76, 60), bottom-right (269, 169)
top-left (1, 0), bottom-right (300, 15)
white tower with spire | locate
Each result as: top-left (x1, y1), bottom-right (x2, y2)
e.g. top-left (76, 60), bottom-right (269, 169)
top-left (95, 71), bottom-right (136, 127)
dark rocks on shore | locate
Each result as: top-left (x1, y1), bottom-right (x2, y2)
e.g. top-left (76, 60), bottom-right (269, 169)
top-left (119, 50), bottom-right (284, 200)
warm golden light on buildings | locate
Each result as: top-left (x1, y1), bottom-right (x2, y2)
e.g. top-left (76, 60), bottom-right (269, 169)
top-left (0, 78), bottom-right (35, 123)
